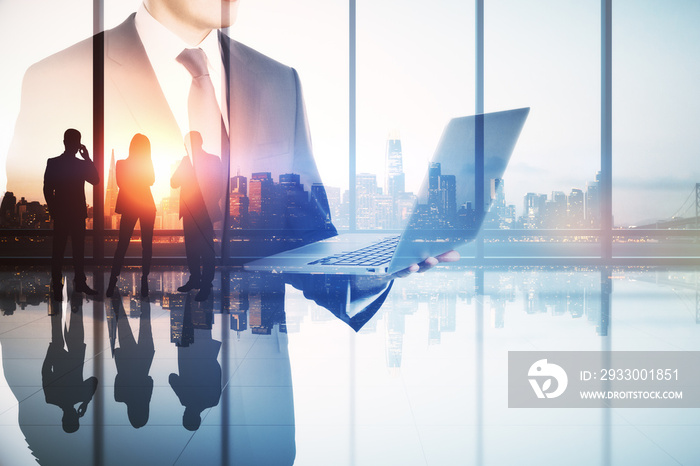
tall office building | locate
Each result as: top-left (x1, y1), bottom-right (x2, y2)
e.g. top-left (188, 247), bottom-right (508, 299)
top-left (160, 196), bottom-right (180, 230)
top-left (231, 170), bottom-right (247, 195)
top-left (279, 173), bottom-right (302, 190)
top-left (385, 131), bottom-right (405, 199)
top-left (356, 173), bottom-right (378, 229)
top-left (504, 204), bottom-right (517, 229)
top-left (491, 179), bottom-right (506, 211)
top-left (375, 194), bottom-right (394, 229)
top-left (229, 192), bottom-right (249, 229)
top-left (279, 173), bottom-right (307, 222)
top-left (546, 191), bottom-right (567, 228)
top-left (585, 171), bottom-right (601, 228)
top-left (485, 178), bottom-right (513, 229)
top-left (523, 192), bottom-right (547, 229)
top-left (568, 188), bottom-right (584, 228)
top-left (249, 172), bottom-right (275, 227)
top-left (428, 162), bottom-right (441, 209)
top-left (105, 149), bottom-right (118, 228)
top-left (438, 175), bottom-right (457, 225)
top-left (396, 192), bottom-right (417, 227)
top-left (229, 171), bottom-right (249, 229)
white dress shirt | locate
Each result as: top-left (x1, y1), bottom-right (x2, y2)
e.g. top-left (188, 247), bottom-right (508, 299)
top-left (134, 4), bottom-right (229, 151)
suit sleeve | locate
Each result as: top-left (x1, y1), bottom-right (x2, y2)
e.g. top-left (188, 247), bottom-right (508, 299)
top-left (290, 68), bottom-right (337, 240)
top-left (84, 159), bottom-right (100, 186)
top-left (43, 161), bottom-right (55, 217)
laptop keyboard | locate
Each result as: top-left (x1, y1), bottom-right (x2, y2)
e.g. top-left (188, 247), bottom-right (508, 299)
top-left (307, 235), bottom-right (401, 267)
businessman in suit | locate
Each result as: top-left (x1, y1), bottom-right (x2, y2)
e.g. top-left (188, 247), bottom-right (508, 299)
top-left (9, 0), bottom-right (456, 276)
top-left (43, 129), bottom-right (100, 299)
top-left (170, 131), bottom-right (225, 301)
top-left (7, 1), bottom-right (332, 252)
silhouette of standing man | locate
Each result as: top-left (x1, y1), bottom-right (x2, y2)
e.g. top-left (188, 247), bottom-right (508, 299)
top-left (170, 131), bottom-right (224, 302)
top-left (43, 128), bottom-right (100, 300)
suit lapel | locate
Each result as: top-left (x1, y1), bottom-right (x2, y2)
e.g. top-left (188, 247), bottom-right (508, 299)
top-left (220, 33), bottom-right (261, 174)
top-left (104, 14), bottom-right (181, 145)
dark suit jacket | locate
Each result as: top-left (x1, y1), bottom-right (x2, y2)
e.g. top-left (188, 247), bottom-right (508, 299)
top-left (170, 155), bottom-right (214, 239)
top-left (114, 157), bottom-right (156, 217)
top-left (170, 152), bottom-right (224, 224)
top-left (8, 13), bottom-right (335, 256)
top-left (43, 154), bottom-right (99, 221)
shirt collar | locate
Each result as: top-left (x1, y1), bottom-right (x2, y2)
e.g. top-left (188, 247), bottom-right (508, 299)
top-left (135, 3), bottom-right (222, 71)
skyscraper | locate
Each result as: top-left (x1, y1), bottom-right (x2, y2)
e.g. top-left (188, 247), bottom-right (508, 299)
top-left (568, 188), bottom-right (584, 228)
top-left (229, 171), bottom-right (250, 229)
top-left (231, 170), bottom-right (247, 196)
top-left (439, 175), bottom-right (457, 219)
top-left (586, 171), bottom-right (601, 228)
top-left (524, 192), bottom-right (547, 229)
top-left (279, 173), bottom-right (307, 222)
top-left (385, 131), bottom-right (405, 199)
top-left (396, 192), bottom-right (416, 227)
top-left (229, 191), bottom-right (249, 229)
top-left (485, 178), bottom-right (507, 229)
top-left (428, 162), bottom-right (441, 209)
top-left (356, 173), bottom-right (378, 229)
top-left (547, 191), bottom-right (567, 228)
top-left (249, 172), bottom-right (274, 227)
top-left (105, 149), bottom-right (118, 227)
top-left (375, 194), bottom-right (394, 229)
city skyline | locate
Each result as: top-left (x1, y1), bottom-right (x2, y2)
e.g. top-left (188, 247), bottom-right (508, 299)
top-left (2, 1), bottom-right (700, 226)
top-left (1, 165), bottom-right (696, 232)
top-left (2, 121), bottom-right (698, 230)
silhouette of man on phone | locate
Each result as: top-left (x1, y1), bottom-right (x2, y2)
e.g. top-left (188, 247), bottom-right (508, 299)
top-left (43, 128), bottom-right (100, 300)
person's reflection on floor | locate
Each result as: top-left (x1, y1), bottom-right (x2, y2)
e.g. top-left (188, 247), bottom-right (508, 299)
top-left (41, 291), bottom-right (98, 433)
top-left (169, 294), bottom-right (222, 431)
top-left (107, 292), bottom-right (155, 428)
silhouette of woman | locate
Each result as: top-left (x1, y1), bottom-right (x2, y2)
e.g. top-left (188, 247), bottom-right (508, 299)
top-left (107, 134), bottom-right (156, 297)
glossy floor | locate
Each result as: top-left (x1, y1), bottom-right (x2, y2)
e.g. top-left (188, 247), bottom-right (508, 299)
top-left (0, 266), bottom-right (698, 465)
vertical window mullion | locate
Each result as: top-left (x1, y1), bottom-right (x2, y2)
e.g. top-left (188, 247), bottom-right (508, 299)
top-left (601, 0), bottom-right (612, 261)
top-left (349, 0), bottom-right (357, 232)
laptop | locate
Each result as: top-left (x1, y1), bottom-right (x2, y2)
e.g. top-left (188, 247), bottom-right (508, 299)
top-left (245, 107), bottom-right (530, 275)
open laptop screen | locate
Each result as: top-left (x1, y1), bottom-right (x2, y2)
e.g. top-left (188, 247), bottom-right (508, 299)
top-left (388, 107), bottom-right (530, 273)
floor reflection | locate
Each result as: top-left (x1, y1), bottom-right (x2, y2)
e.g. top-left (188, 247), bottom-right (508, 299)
top-left (0, 266), bottom-right (698, 465)
top-left (44, 290), bottom-right (97, 434)
top-left (108, 293), bottom-right (154, 429)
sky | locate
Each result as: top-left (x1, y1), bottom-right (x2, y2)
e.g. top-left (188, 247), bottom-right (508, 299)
top-left (1, 0), bottom-right (699, 226)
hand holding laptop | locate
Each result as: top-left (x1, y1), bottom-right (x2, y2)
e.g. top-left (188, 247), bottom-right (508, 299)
top-left (392, 249), bottom-right (461, 278)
